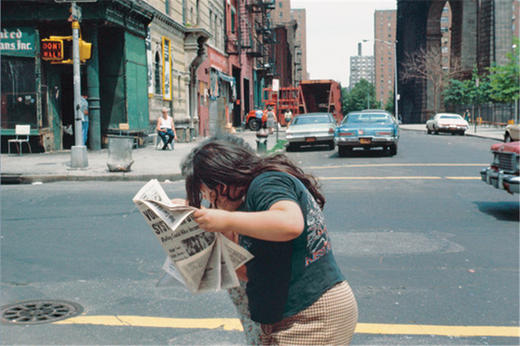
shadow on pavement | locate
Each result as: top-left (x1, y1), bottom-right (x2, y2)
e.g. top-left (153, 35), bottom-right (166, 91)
top-left (474, 201), bottom-right (520, 222)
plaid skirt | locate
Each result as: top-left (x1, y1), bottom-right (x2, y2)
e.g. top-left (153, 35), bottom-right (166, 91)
top-left (260, 281), bottom-right (358, 345)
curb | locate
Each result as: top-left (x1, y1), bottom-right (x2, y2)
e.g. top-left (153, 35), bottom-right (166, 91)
top-left (400, 127), bottom-right (503, 142)
top-left (1, 173), bottom-right (183, 185)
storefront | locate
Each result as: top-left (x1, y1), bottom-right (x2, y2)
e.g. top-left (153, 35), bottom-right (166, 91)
top-left (197, 46), bottom-right (236, 136)
top-left (1, 27), bottom-right (45, 151)
top-left (1, 0), bottom-right (153, 152)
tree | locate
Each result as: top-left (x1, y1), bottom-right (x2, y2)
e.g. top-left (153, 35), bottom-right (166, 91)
top-left (342, 79), bottom-right (378, 114)
top-left (384, 91), bottom-right (394, 114)
top-left (400, 46), bottom-right (463, 114)
top-left (487, 39), bottom-right (520, 106)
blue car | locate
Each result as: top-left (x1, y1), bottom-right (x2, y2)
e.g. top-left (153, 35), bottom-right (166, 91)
top-left (334, 110), bottom-right (399, 156)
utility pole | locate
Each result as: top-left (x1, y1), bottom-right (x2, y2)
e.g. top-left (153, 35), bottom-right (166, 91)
top-left (70, 1), bottom-right (88, 168)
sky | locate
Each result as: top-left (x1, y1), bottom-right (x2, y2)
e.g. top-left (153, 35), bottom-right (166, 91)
top-left (291, 0), bottom-right (397, 88)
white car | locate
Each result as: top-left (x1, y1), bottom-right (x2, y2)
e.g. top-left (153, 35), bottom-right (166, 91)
top-left (426, 113), bottom-right (469, 135)
top-left (504, 124), bottom-right (520, 142)
top-left (285, 112), bottom-right (337, 151)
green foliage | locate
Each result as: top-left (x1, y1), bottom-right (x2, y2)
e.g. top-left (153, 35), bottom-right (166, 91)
top-left (443, 66), bottom-right (490, 106)
top-left (384, 91), bottom-right (394, 114)
top-left (341, 79), bottom-right (378, 114)
top-left (487, 39), bottom-right (520, 103)
top-left (443, 79), bottom-right (468, 105)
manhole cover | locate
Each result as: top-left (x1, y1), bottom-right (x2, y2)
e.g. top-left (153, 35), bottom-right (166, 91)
top-left (1, 300), bottom-right (83, 325)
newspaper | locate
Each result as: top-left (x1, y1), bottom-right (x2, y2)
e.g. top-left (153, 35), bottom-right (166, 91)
top-left (133, 179), bottom-right (253, 293)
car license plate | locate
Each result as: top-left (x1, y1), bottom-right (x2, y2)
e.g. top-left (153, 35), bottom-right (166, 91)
top-left (360, 138), bottom-right (371, 144)
top-left (305, 137), bottom-right (316, 143)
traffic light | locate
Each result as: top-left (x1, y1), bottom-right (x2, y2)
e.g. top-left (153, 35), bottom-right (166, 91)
top-left (40, 35), bottom-right (91, 64)
top-left (41, 39), bottom-right (64, 61)
top-left (79, 39), bottom-right (91, 62)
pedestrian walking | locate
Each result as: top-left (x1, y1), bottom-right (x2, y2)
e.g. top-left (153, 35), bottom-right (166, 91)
top-left (80, 95), bottom-right (89, 146)
top-left (180, 135), bottom-right (358, 345)
top-left (156, 107), bottom-right (177, 150)
top-left (463, 109), bottom-right (471, 123)
top-left (284, 109), bottom-right (293, 126)
top-left (265, 105), bottom-right (276, 134)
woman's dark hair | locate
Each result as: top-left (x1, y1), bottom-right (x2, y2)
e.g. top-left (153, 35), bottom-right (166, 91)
top-left (181, 134), bottom-right (325, 209)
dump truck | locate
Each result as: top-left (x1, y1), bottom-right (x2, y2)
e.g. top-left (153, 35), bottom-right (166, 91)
top-left (297, 79), bottom-right (343, 123)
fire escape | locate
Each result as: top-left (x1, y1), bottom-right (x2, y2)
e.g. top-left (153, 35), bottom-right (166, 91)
top-left (240, 0), bottom-right (276, 80)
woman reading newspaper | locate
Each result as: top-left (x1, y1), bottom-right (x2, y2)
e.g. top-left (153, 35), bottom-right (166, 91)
top-left (181, 135), bottom-right (358, 345)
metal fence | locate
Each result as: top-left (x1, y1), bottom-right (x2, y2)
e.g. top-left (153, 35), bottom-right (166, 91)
top-left (448, 103), bottom-right (516, 125)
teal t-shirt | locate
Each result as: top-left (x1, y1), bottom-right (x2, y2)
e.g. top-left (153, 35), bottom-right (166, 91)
top-left (239, 171), bottom-right (344, 324)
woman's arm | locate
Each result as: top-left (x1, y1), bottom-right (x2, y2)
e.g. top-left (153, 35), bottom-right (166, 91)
top-left (192, 200), bottom-right (304, 242)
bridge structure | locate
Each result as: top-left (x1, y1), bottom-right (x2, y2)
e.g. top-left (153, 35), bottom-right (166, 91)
top-left (396, 0), bottom-right (515, 124)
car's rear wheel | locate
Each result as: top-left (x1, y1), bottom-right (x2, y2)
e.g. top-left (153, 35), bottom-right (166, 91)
top-left (328, 141), bottom-right (335, 150)
top-left (460, 131), bottom-right (465, 136)
top-left (248, 118), bottom-right (261, 131)
top-left (286, 143), bottom-right (299, 152)
top-left (427, 128), bottom-right (432, 134)
top-left (389, 143), bottom-right (397, 156)
top-left (505, 133), bottom-right (512, 142)
top-left (338, 146), bottom-right (350, 157)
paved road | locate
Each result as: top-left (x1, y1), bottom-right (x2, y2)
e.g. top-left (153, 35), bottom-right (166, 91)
top-left (1, 131), bottom-right (518, 345)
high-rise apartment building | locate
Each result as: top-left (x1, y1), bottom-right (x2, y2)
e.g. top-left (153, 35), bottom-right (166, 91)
top-left (349, 43), bottom-right (374, 88)
top-left (291, 8), bottom-right (308, 82)
top-left (374, 9), bottom-right (396, 105)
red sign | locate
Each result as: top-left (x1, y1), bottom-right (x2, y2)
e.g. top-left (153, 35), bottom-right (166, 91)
top-left (41, 39), bottom-right (63, 61)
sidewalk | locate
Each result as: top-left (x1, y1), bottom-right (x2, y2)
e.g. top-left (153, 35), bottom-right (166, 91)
top-left (0, 129), bottom-right (282, 184)
top-left (1, 124), bottom-right (505, 184)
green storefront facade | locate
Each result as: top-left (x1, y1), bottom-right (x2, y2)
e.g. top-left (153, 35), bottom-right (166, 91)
top-left (1, 0), bottom-right (153, 152)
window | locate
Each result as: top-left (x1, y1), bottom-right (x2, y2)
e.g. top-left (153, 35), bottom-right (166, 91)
top-left (154, 52), bottom-right (161, 95)
top-left (231, 7), bottom-right (236, 33)
top-left (1, 56), bottom-right (37, 128)
top-left (178, 76), bottom-right (182, 100)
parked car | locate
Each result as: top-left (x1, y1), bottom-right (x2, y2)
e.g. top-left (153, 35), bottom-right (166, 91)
top-left (504, 123), bottom-right (520, 142)
top-left (480, 141), bottom-right (520, 194)
top-left (426, 113), bottom-right (469, 135)
top-left (334, 110), bottom-right (399, 157)
top-left (285, 112), bottom-right (336, 151)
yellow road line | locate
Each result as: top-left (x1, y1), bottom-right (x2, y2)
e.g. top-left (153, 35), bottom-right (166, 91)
top-left (306, 163), bottom-right (488, 169)
top-left (319, 176), bottom-right (443, 180)
top-left (318, 176), bottom-right (480, 180)
top-left (445, 176), bottom-right (481, 180)
top-left (54, 316), bottom-right (520, 337)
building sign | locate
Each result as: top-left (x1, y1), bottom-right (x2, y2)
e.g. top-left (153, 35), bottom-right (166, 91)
top-left (162, 37), bottom-right (172, 101)
top-left (0, 27), bottom-right (36, 57)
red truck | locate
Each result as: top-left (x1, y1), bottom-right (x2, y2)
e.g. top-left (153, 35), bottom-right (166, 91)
top-left (480, 141), bottom-right (520, 194)
top-left (298, 79), bottom-right (343, 124)
top-left (244, 79), bottom-right (343, 131)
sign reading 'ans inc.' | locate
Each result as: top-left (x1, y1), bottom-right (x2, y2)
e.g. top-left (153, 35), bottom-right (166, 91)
top-left (0, 27), bottom-right (36, 57)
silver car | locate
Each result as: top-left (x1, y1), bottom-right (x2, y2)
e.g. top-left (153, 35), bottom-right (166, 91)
top-left (285, 112), bottom-right (337, 151)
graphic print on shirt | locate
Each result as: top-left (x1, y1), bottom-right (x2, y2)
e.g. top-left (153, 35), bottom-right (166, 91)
top-left (304, 191), bottom-right (332, 266)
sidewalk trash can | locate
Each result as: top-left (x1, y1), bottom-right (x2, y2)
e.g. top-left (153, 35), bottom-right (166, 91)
top-left (256, 129), bottom-right (269, 154)
top-left (107, 136), bottom-right (134, 172)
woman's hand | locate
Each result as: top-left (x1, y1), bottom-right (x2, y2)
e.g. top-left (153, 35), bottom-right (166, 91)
top-left (192, 208), bottom-right (231, 233)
